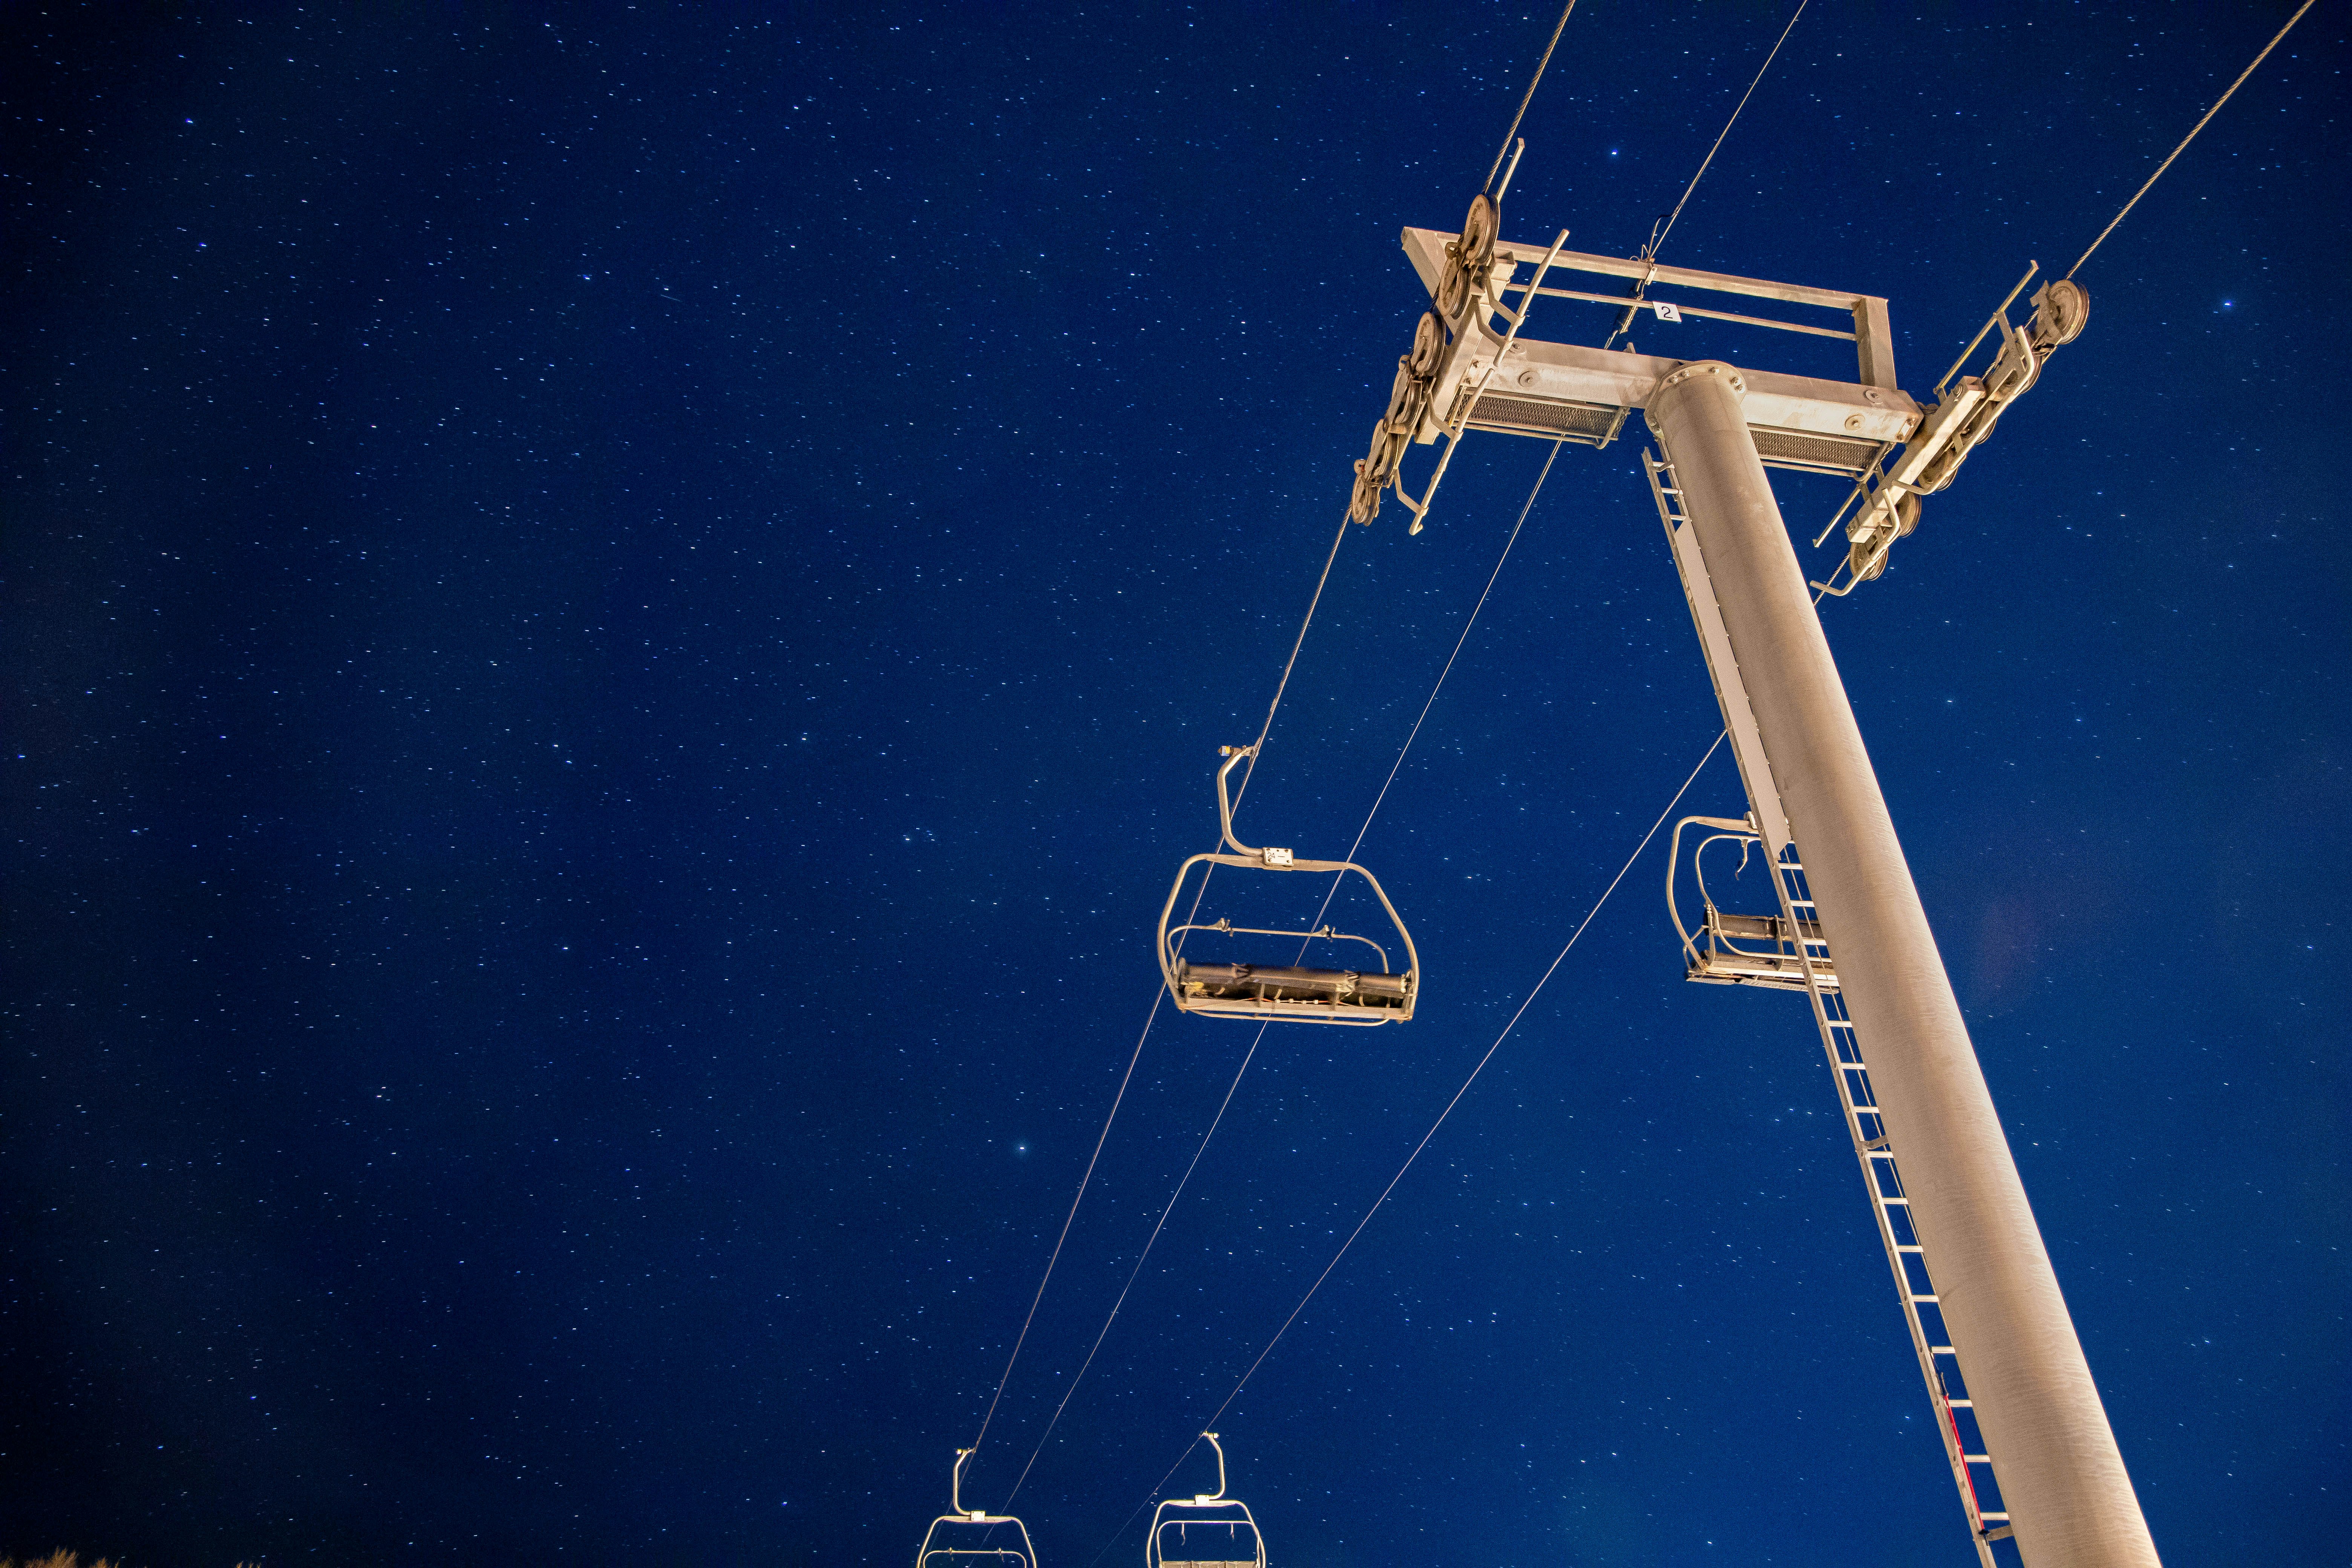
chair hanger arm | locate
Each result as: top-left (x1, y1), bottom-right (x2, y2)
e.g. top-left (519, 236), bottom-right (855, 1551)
top-left (1214, 746), bottom-right (1262, 857)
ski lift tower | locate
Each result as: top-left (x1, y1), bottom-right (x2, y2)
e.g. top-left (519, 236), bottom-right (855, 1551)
top-left (1359, 200), bottom-right (2148, 1568)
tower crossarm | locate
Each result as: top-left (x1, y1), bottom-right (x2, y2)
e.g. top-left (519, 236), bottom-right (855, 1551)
top-left (1397, 227), bottom-right (1920, 481)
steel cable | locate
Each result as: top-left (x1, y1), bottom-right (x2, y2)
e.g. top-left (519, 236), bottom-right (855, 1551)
top-left (1649, 0), bottom-right (1808, 261)
top-left (1330, 440), bottom-right (1560, 874)
top-left (1601, 0), bottom-right (1808, 350)
top-left (2065, 0), bottom-right (2316, 279)
top-left (1484, 1), bottom-right (1580, 194)
top-left (964, 510), bottom-right (1354, 1462)
top-left (1090, 730), bottom-right (1729, 1565)
top-left (965, 992), bottom-right (1162, 1458)
top-left (993, 444), bottom-right (1560, 1506)
top-left (995, 1021), bottom-right (1268, 1512)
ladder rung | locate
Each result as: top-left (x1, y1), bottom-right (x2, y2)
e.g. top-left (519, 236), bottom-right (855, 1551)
top-left (1909, 1293), bottom-right (1940, 1304)
top-left (1930, 1343), bottom-right (1955, 1354)
top-left (1947, 1398), bottom-right (1972, 1408)
top-left (1894, 1244), bottom-right (1923, 1254)
top-left (1963, 1452), bottom-right (1991, 1463)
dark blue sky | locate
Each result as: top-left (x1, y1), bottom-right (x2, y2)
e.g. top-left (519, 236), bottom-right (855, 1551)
top-left (5, 3), bottom-right (2346, 1565)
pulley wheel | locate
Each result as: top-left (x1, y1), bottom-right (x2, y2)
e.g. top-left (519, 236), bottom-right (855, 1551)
top-left (1408, 309), bottom-right (1446, 380)
top-left (1348, 464), bottom-right (1382, 525)
top-left (1383, 362), bottom-right (1424, 437)
top-left (1459, 192), bottom-right (1500, 278)
top-left (1361, 417), bottom-right (1402, 486)
top-left (1436, 257), bottom-right (1472, 322)
top-left (2028, 277), bottom-right (2089, 349)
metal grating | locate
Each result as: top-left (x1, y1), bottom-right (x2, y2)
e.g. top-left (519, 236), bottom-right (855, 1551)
top-left (1750, 425), bottom-right (1886, 478)
top-left (1458, 396), bottom-right (1885, 476)
top-left (1460, 392), bottom-right (1625, 444)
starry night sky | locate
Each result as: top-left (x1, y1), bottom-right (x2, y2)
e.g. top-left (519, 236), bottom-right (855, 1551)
top-left (5, 4), bottom-right (2347, 1565)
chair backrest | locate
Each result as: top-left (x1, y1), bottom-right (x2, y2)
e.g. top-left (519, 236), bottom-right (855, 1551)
top-left (917, 1512), bottom-right (1038, 1568)
top-left (1148, 1502), bottom-right (1264, 1568)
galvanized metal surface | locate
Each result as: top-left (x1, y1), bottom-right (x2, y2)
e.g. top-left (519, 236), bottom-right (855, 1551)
top-left (1647, 362), bottom-right (2161, 1568)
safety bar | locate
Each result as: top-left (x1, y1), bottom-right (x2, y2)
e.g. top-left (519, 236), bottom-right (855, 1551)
top-left (1167, 920), bottom-right (1393, 976)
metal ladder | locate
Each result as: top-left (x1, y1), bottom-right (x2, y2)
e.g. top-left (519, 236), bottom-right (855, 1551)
top-left (1648, 448), bottom-right (2021, 1564)
top-left (1769, 850), bottom-right (2023, 1567)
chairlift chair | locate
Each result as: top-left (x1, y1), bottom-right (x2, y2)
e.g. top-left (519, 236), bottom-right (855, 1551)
top-left (1147, 1434), bottom-right (1266, 1568)
top-left (916, 1449), bottom-right (1041, 1568)
top-left (1666, 815), bottom-right (1838, 992)
top-left (1158, 746), bottom-right (1420, 1026)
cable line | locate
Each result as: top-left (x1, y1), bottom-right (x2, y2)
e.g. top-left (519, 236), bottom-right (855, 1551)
top-left (996, 1022), bottom-right (1269, 1512)
top-left (1092, 730), bottom-right (1729, 1565)
top-left (1801, 8), bottom-right (2306, 582)
top-left (1484, 0), bottom-right (1579, 194)
top-left (2065, 0), bottom-right (2315, 279)
top-left (1332, 441), bottom-right (1560, 873)
top-left (1602, 0), bottom-right (1808, 349)
top-left (966, 509), bottom-right (1357, 1461)
top-left (1651, 0), bottom-right (1808, 260)
top-left (996, 444), bottom-right (1561, 1506)
top-left (1287, 436), bottom-right (1565, 965)
top-left (1232, 510), bottom-right (1355, 812)
top-left (967, 992), bottom-right (1162, 1457)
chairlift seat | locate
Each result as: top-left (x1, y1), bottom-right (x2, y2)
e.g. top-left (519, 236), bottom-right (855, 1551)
top-left (1682, 906), bottom-right (1840, 992)
top-left (1687, 906), bottom-right (1839, 991)
top-left (1669, 818), bottom-right (1839, 994)
top-left (1158, 746), bottom-right (1421, 1027)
